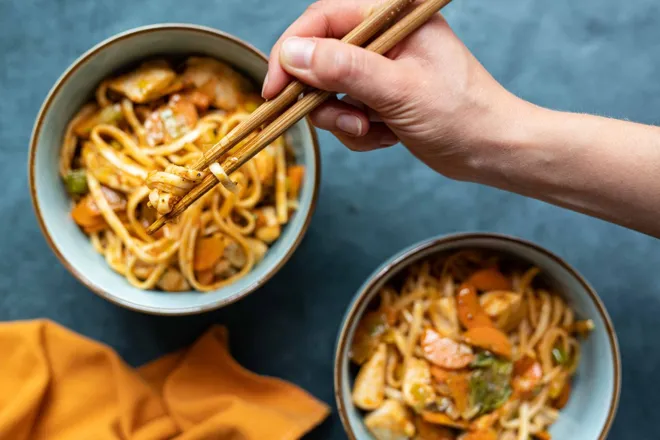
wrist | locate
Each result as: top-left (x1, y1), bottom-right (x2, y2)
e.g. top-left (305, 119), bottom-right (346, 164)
top-left (458, 93), bottom-right (551, 189)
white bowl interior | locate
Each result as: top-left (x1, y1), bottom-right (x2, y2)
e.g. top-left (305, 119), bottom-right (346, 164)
top-left (31, 26), bottom-right (318, 313)
top-left (337, 235), bottom-right (619, 439)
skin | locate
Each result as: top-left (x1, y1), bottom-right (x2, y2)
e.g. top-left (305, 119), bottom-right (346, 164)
top-left (263, 0), bottom-right (660, 237)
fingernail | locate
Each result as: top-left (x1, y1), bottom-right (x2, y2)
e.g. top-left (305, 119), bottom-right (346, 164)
top-left (380, 132), bottom-right (399, 147)
top-left (336, 114), bottom-right (363, 136)
top-left (281, 37), bottom-right (316, 70)
top-left (261, 73), bottom-right (269, 98)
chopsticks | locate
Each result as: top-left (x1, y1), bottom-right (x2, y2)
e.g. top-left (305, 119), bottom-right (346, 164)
top-left (147, 0), bottom-right (453, 235)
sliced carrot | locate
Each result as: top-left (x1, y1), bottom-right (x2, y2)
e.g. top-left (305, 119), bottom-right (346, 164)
top-left (421, 411), bottom-right (469, 429)
top-left (462, 327), bottom-right (512, 359)
top-left (193, 235), bottom-right (226, 271)
top-left (470, 411), bottom-right (499, 431)
top-left (82, 219), bottom-right (108, 234)
top-left (462, 429), bottom-right (497, 440)
top-left (415, 416), bottom-right (456, 440)
top-left (535, 431), bottom-right (552, 440)
top-left (287, 165), bottom-right (305, 200)
top-left (512, 356), bottom-right (543, 395)
top-left (430, 365), bottom-right (451, 384)
top-left (446, 371), bottom-right (470, 413)
top-left (457, 284), bottom-right (493, 329)
top-left (553, 381), bottom-right (572, 409)
top-left (422, 329), bottom-right (474, 370)
top-left (466, 268), bottom-right (512, 291)
top-left (71, 196), bottom-right (100, 228)
top-left (184, 89), bottom-right (211, 111)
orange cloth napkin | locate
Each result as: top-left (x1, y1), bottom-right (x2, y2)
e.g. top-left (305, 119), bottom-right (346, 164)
top-left (0, 320), bottom-right (329, 440)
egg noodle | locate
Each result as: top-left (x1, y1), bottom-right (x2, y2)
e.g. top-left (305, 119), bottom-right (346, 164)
top-left (350, 250), bottom-right (593, 440)
top-left (59, 57), bottom-right (304, 292)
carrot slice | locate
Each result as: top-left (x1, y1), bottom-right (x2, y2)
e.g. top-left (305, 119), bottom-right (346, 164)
top-left (422, 329), bottom-right (474, 369)
top-left (462, 429), bottom-right (497, 440)
top-left (513, 356), bottom-right (543, 394)
top-left (415, 417), bottom-right (456, 440)
top-left (466, 268), bottom-right (512, 291)
top-left (463, 327), bottom-right (512, 359)
top-left (457, 284), bottom-right (493, 329)
top-left (193, 235), bottom-right (226, 271)
top-left (421, 411), bottom-right (469, 429)
top-left (287, 165), bottom-right (305, 200)
top-left (71, 196), bottom-right (101, 228)
top-left (430, 365), bottom-right (451, 384)
top-left (553, 381), bottom-right (572, 409)
top-left (535, 431), bottom-right (552, 440)
top-left (446, 371), bottom-right (470, 413)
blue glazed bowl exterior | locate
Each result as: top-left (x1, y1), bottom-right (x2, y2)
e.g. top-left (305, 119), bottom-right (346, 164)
top-left (29, 24), bottom-right (320, 315)
top-left (335, 232), bottom-right (620, 440)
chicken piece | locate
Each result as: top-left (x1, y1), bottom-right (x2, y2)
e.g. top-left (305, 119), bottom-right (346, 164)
top-left (246, 237), bottom-right (268, 262)
top-left (224, 240), bottom-right (247, 268)
top-left (214, 259), bottom-right (237, 279)
top-left (108, 60), bottom-right (178, 103)
top-left (157, 268), bottom-right (190, 292)
top-left (180, 57), bottom-right (252, 110)
top-left (144, 94), bottom-right (199, 146)
top-left (364, 399), bottom-right (416, 440)
top-left (255, 206), bottom-right (278, 227)
top-left (479, 291), bottom-right (523, 332)
top-left (353, 343), bottom-right (387, 410)
top-left (255, 206), bottom-right (281, 243)
top-left (256, 225), bottom-right (281, 244)
top-left (402, 358), bottom-right (436, 411)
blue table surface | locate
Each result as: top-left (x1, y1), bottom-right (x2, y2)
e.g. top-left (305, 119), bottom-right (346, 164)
top-left (2, 0), bottom-right (660, 438)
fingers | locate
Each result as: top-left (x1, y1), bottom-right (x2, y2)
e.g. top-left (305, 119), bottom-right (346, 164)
top-left (310, 99), bottom-right (399, 151)
top-left (263, 0), bottom-right (377, 99)
top-left (333, 124), bottom-right (399, 152)
top-left (278, 37), bottom-right (412, 114)
top-left (309, 99), bottom-right (370, 136)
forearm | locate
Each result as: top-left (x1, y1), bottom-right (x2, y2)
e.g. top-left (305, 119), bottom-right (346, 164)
top-left (473, 101), bottom-right (660, 236)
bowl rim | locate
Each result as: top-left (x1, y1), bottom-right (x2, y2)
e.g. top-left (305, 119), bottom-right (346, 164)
top-left (27, 23), bottom-right (321, 316)
top-left (334, 232), bottom-right (621, 440)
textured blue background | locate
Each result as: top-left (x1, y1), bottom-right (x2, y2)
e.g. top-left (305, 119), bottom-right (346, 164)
top-left (2, 0), bottom-right (659, 438)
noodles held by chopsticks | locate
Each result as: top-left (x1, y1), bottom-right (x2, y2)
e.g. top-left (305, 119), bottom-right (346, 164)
top-left (349, 250), bottom-right (593, 440)
top-left (59, 57), bottom-right (305, 292)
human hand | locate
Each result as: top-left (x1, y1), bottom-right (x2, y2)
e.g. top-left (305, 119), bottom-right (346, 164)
top-left (263, 0), bottom-right (530, 180)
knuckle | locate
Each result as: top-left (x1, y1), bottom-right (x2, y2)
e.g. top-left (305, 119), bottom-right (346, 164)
top-left (315, 44), bottom-right (363, 88)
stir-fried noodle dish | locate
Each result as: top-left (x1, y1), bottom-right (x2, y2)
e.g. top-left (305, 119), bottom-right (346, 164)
top-left (59, 57), bottom-right (305, 292)
top-left (350, 250), bottom-right (594, 440)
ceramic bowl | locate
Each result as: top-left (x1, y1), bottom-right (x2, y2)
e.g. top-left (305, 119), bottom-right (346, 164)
top-left (335, 233), bottom-right (620, 439)
top-left (29, 24), bottom-right (320, 315)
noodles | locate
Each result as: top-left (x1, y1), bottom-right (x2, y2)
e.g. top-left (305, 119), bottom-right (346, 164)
top-left (59, 57), bottom-right (304, 293)
top-left (349, 250), bottom-right (593, 440)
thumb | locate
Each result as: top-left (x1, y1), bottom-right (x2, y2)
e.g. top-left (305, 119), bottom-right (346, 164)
top-left (278, 37), bottom-right (411, 114)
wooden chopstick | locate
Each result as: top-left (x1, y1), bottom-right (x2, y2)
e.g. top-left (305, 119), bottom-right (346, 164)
top-left (147, 0), bottom-right (453, 235)
top-left (192, 0), bottom-right (415, 172)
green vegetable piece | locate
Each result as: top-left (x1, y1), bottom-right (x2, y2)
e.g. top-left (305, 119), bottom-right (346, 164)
top-left (552, 347), bottom-right (568, 365)
top-left (65, 169), bottom-right (88, 195)
top-left (469, 358), bottom-right (513, 416)
top-left (471, 351), bottom-right (496, 368)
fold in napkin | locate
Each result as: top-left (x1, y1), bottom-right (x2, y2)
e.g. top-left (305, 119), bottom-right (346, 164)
top-left (0, 320), bottom-right (329, 439)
